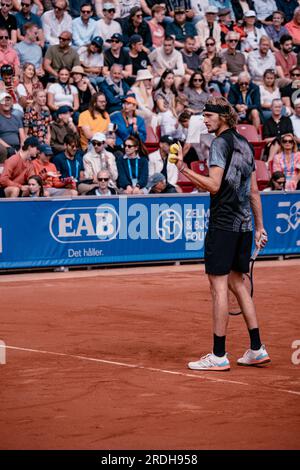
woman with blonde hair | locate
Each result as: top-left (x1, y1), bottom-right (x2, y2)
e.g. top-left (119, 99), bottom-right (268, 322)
top-left (23, 89), bottom-right (52, 143)
top-left (16, 62), bottom-right (43, 110)
top-left (272, 134), bottom-right (300, 190)
top-left (131, 69), bottom-right (159, 129)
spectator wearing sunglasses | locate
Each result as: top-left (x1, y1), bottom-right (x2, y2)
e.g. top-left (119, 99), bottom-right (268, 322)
top-left (122, 7), bottom-right (153, 54)
top-left (272, 133), bottom-right (300, 190)
top-left (95, 3), bottom-right (122, 48)
top-left (95, 0), bottom-right (121, 19)
top-left (228, 71), bottom-right (261, 131)
top-left (84, 169), bottom-right (117, 196)
top-left (41, 0), bottom-right (72, 46)
top-left (16, 0), bottom-right (44, 47)
top-left (102, 33), bottom-right (132, 80)
top-left (43, 31), bottom-right (80, 79)
top-left (0, 27), bottom-right (20, 77)
top-left (0, 0), bottom-right (17, 44)
top-left (83, 131), bottom-right (118, 189)
top-left (221, 32), bottom-right (247, 84)
top-left (117, 135), bottom-right (148, 194)
top-left (72, 3), bottom-right (97, 49)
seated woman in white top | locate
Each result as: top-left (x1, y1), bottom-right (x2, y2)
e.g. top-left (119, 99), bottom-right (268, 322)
top-left (47, 67), bottom-right (79, 113)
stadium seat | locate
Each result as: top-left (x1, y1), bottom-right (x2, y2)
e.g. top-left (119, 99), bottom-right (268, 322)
top-left (145, 126), bottom-right (159, 153)
top-left (236, 124), bottom-right (261, 142)
top-left (177, 170), bottom-right (194, 193)
top-left (255, 160), bottom-right (270, 191)
top-left (191, 160), bottom-right (209, 176)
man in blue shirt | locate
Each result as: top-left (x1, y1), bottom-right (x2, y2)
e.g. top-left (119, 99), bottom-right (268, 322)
top-left (165, 7), bottom-right (199, 50)
top-left (16, 0), bottom-right (44, 47)
top-left (72, 3), bottom-right (97, 49)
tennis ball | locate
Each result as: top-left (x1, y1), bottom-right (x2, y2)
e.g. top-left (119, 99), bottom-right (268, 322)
top-left (169, 143), bottom-right (179, 155)
top-left (168, 154), bottom-right (178, 164)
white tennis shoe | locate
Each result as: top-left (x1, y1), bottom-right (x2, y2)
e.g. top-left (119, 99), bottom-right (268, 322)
top-left (188, 353), bottom-right (230, 371)
top-left (237, 345), bottom-right (271, 366)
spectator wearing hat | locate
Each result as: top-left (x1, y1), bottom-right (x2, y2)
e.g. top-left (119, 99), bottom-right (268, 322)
top-left (23, 89), bottom-right (52, 144)
top-left (41, 0), bottom-right (72, 46)
top-left (240, 10), bottom-right (267, 53)
top-left (122, 6), bottom-right (152, 54)
top-left (0, 0), bottom-right (17, 44)
top-left (210, 0), bottom-right (235, 20)
top-left (128, 34), bottom-right (152, 78)
top-left (247, 36), bottom-right (276, 84)
top-left (231, 0), bottom-right (255, 23)
top-left (47, 67), bottom-right (79, 113)
top-left (0, 91), bottom-right (25, 161)
top-left (265, 11), bottom-right (289, 51)
top-left (110, 95), bottom-right (146, 146)
top-left (78, 92), bottom-right (110, 150)
top-left (149, 36), bottom-right (185, 88)
top-left (78, 36), bottom-right (104, 88)
top-left (196, 6), bottom-right (221, 51)
top-left (166, 7), bottom-right (199, 51)
top-left (218, 8), bottom-right (245, 47)
top-left (116, 134), bottom-right (148, 194)
top-left (131, 68), bottom-right (158, 128)
top-left (14, 23), bottom-right (43, 72)
top-left (0, 135), bottom-right (39, 196)
top-left (43, 31), bottom-right (80, 80)
top-left (99, 64), bottom-right (131, 114)
top-left (72, 3), bottom-right (97, 49)
top-left (83, 131), bottom-right (118, 189)
top-left (102, 33), bottom-right (132, 79)
top-left (84, 169), bottom-right (117, 196)
top-left (0, 27), bottom-right (20, 78)
top-left (148, 4), bottom-right (165, 49)
top-left (16, 0), bottom-right (44, 47)
top-left (147, 172), bottom-right (178, 194)
top-left (95, 3), bottom-right (122, 47)
top-left (148, 135), bottom-right (179, 187)
top-left (50, 105), bottom-right (77, 155)
top-left (71, 65), bottom-right (96, 113)
top-left (165, 1), bottom-right (194, 21)
top-left (32, 143), bottom-right (78, 196)
top-left (0, 64), bottom-right (20, 111)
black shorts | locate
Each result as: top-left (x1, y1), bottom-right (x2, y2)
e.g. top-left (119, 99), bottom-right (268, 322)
top-left (205, 227), bottom-right (253, 276)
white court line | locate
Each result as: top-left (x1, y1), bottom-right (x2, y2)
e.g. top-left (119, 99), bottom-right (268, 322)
top-left (2, 344), bottom-right (300, 396)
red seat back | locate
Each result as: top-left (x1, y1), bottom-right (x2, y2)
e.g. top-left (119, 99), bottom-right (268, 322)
top-left (190, 160), bottom-right (209, 176)
top-left (255, 160), bottom-right (270, 190)
top-left (236, 124), bottom-right (261, 142)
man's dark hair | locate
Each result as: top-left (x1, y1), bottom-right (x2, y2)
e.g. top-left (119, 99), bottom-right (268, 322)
top-left (22, 136), bottom-right (39, 151)
top-left (164, 35), bottom-right (175, 42)
top-left (280, 34), bottom-right (293, 45)
top-left (63, 133), bottom-right (78, 146)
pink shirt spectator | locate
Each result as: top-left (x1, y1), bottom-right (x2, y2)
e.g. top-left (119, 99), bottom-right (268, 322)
top-left (272, 151), bottom-right (300, 190)
top-left (275, 50), bottom-right (297, 78)
top-left (0, 47), bottom-right (20, 72)
top-left (148, 19), bottom-right (165, 48)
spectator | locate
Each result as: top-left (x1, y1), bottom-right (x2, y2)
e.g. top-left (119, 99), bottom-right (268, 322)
top-left (0, 91), bottom-right (24, 161)
top-left (41, 0), bottom-right (72, 46)
top-left (218, 8), bottom-right (245, 47)
top-left (15, 0), bottom-right (44, 47)
top-left (102, 33), bottom-right (132, 79)
top-left (50, 105), bottom-right (77, 155)
top-left (78, 92), bottom-right (110, 151)
top-left (117, 135), bottom-right (148, 194)
top-left (178, 109), bottom-right (212, 164)
top-left (95, 0), bottom-right (121, 19)
top-left (16, 62), bottom-right (43, 110)
top-left (52, 133), bottom-right (84, 194)
top-left (122, 6), bottom-right (152, 53)
top-left (263, 170), bottom-right (286, 192)
top-left (85, 169), bottom-right (117, 196)
top-left (32, 143), bottom-right (77, 196)
top-left (147, 171), bottom-right (178, 193)
top-left (182, 36), bottom-right (202, 81)
top-left (0, 64), bottom-right (22, 115)
top-left (159, 94), bottom-right (187, 139)
top-left (195, 6), bottom-right (221, 51)
top-left (72, 3), bottom-right (97, 49)
top-left (259, 68), bottom-right (281, 121)
top-left (231, 0), bottom-right (255, 23)
top-left (275, 0), bottom-right (299, 24)
top-left (262, 98), bottom-right (294, 162)
top-left (272, 134), bottom-right (300, 190)
top-left (99, 64), bottom-right (130, 114)
top-left (128, 34), bottom-right (152, 78)
top-left (104, 127), bottom-right (123, 159)
top-left (247, 36), bottom-right (276, 84)
top-left (291, 99), bottom-right (300, 146)
top-left (200, 37), bottom-right (227, 93)
top-left (148, 134), bottom-right (179, 187)
top-left (240, 10), bottom-right (266, 53)
top-left (228, 71), bottom-right (261, 130)
top-left (26, 174), bottom-right (45, 197)
top-left (14, 23), bottom-right (43, 73)
top-left (43, 31), bottom-right (80, 79)
top-left (149, 36), bottom-right (185, 88)
top-left (275, 35), bottom-right (297, 81)
top-left (95, 3), bottom-right (122, 48)
top-left (110, 95), bottom-right (147, 147)
top-left (0, 26), bottom-right (20, 77)
top-left (253, 0), bottom-right (277, 25)
top-left (148, 4), bottom-right (165, 48)
top-left (78, 36), bottom-right (104, 88)
top-left (0, 135), bottom-right (39, 196)
top-left (131, 68), bottom-right (157, 129)
top-left (47, 67), bottom-right (79, 113)
top-left (210, 1), bottom-right (235, 20)
top-left (265, 11), bottom-right (289, 50)
top-left (154, 68), bottom-right (178, 117)
top-left (166, 6), bottom-right (199, 51)
top-left (70, 65), bottom-right (96, 113)
top-left (281, 66), bottom-right (300, 114)
top-left (221, 31), bottom-right (247, 83)
top-left (83, 131), bottom-right (118, 188)
top-left (0, 0), bottom-right (17, 43)
top-left (184, 70), bottom-right (210, 114)
top-left (285, 8), bottom-right (300, 53)
top-left (23, 89), bottom-right (51, 143)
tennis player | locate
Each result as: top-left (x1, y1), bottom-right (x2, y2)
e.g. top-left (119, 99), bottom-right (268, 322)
top-left (173, 97), bottom-right (270, 371)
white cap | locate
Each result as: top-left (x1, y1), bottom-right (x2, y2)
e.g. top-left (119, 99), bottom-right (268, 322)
top-left (136, 69), bottom-right (154, 81)
top-left (91, 132), bottom-right (106, 142)
top-left (0, 91), bottom-right (11, 103)
top-left (205, 6), bottom-right (218, 14)
top-left (103, 2), bottom-right (115, 10)
top-left (244, 10), bottom-right (256, 18)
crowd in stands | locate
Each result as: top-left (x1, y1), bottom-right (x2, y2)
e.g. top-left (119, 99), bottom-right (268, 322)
top-left (0, 0), bottom-right (300, 198)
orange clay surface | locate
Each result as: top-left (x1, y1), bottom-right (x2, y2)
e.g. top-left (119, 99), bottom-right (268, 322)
top-left (0, 260), bottom-right (299, 450)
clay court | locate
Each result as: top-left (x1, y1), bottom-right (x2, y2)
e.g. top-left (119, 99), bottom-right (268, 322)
top-left (0, 260), bottom-right (299, 450)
